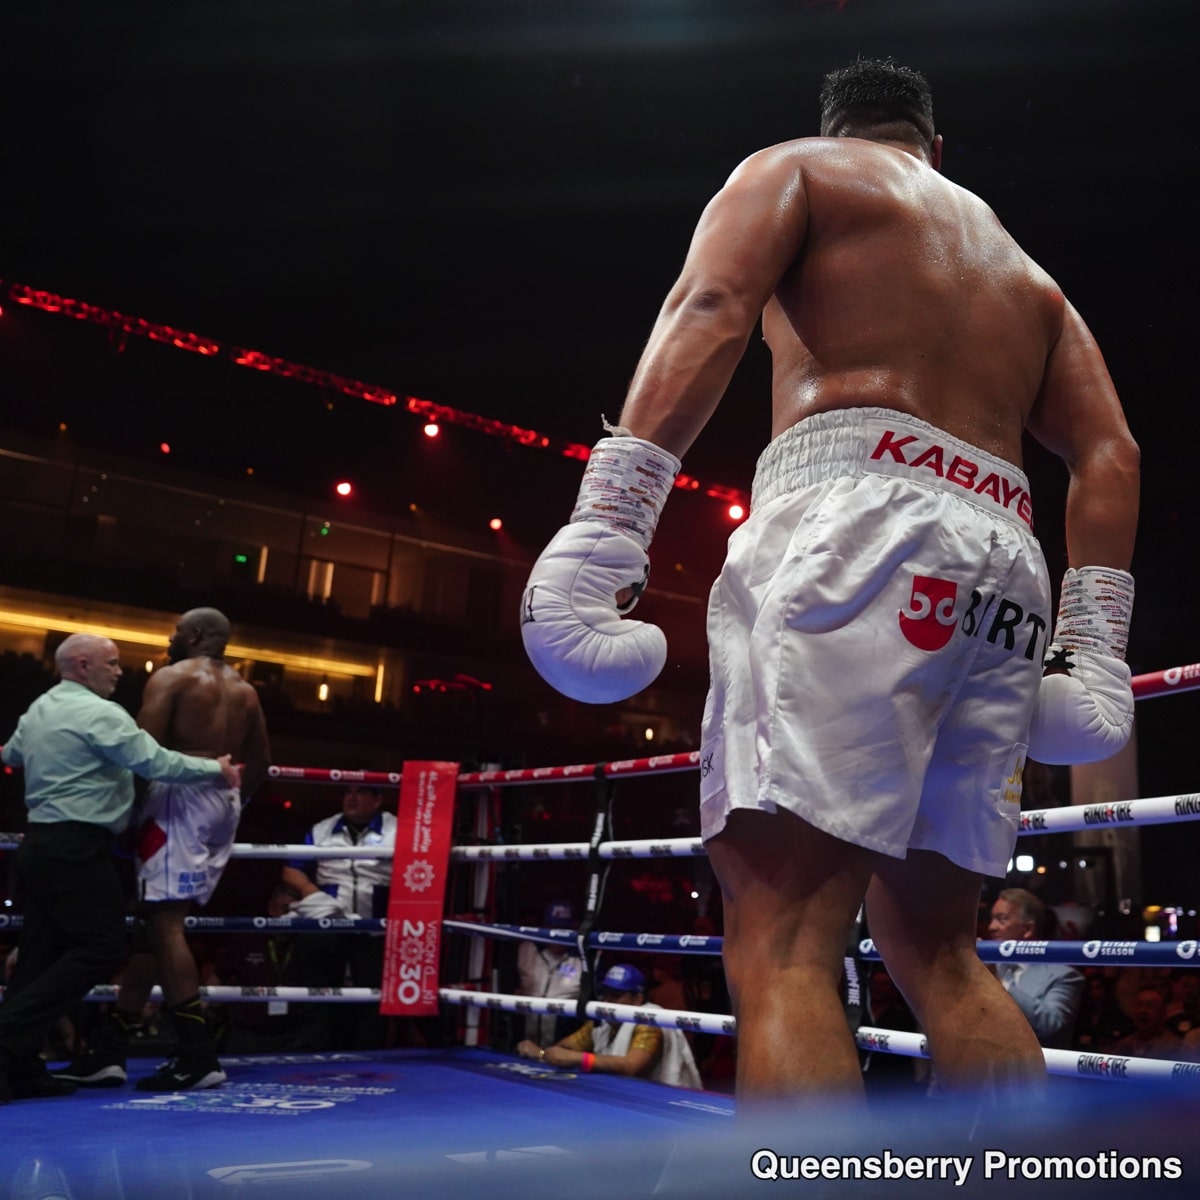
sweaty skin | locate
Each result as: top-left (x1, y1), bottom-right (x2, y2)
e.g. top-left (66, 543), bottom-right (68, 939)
top-left (618, 136), bottom-right (1138, 570)
top-left (608, 118), bottom-right (1139, 1104)
top-left (117, 612), bottom-right (269, 1016)
top-left (138, 651), bottom-right (269, 797)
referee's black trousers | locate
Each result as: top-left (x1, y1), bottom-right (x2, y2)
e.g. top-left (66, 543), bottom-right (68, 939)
top-left (0, 822), bottom-right (127, 1067)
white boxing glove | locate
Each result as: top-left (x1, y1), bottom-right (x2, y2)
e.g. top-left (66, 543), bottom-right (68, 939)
top-left (521, 432), bottom-right (680, 704)
top-left (1027, 566), bottom-right (1135, 765)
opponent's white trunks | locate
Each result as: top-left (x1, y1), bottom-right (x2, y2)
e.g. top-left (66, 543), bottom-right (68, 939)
top-left (136, 778), bottom-right (243, 905)
top-left (699, 407), bottom-right (1051, 878)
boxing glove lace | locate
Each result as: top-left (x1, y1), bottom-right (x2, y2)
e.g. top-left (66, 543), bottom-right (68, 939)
top-left (521, 433), bottom-right (680, 703)
top-left (1027, 566), bottom-right (1135, 765)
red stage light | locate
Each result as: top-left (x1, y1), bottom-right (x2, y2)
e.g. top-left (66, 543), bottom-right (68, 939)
top-left (728, 503), bottom-right (745, 521)
top-left (335, 481), bottom-right (353, 497)
top-left (423, 422), bottom-right (440, 438)
top-left (159, 442), bottom-right (171, 454)
top-left (488, 517), bottom-right (503, 531)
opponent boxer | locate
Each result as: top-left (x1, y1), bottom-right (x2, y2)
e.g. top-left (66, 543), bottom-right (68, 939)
top-left (57, 608), bottom-right (270, 1091)
top-left (521, 58), bottom-right (1139, 1102)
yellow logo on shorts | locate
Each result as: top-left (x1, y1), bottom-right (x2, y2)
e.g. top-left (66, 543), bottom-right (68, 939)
top-left (1001, 751), bottom-right (1026, 809)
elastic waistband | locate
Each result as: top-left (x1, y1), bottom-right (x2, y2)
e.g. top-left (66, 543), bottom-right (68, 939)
top-left (752, 407), bottom-right (1033, 528)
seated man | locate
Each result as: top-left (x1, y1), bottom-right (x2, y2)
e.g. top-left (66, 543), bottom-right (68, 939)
top-left (281, 784), bottom-right (396, 1049)
top-left (514, 899), bottom-right (582, 1046)
top-left (516, 963), bottom-right (701, 1089)
top-left (986, 888), bottom-right (1084, 1050)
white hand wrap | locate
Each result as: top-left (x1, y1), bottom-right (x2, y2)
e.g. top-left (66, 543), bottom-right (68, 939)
top-left (289, 891), bottom-right (354, 920)
top-left (1027, 566), bottom-right (1135, 765)
top-left (521, 435), bottom-right (680, 704)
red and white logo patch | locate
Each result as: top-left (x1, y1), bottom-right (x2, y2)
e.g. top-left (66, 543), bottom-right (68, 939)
top-left (899, 575), bottom-right (958, 651)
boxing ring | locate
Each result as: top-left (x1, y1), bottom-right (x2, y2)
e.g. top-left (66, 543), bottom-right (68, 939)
top-left (2, 662), bottom-right (1200, 1196)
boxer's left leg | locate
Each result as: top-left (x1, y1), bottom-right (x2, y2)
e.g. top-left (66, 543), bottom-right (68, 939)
top-left (706, 808), bottom-right (876, 1103)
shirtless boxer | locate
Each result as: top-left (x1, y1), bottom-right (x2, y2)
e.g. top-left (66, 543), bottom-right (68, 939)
top-left (521, 58), bottom-right (1139, 1102)
top-left (58, 607), bottom-right (270, 1091)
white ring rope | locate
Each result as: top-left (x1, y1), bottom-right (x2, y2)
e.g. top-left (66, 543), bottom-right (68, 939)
top-left (4, 792), bottom-right (1197, 857)
top-left (0, 978), bottom-right (1186, 1087)
top-left (854, 1025), bottom-right (1200, 1085)
top-left (1, 661), bottom-right (1197, 1087)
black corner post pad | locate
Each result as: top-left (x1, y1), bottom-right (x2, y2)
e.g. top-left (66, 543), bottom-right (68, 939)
top-left (574, 764), bottom-right (612, 1022)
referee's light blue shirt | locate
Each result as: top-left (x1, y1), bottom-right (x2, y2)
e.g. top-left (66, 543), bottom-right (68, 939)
top-left (1, 680), bottom-right (224, 833)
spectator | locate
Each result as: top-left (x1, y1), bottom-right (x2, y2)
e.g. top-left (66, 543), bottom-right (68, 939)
top-left (1112, 987), bottom-right (1183, 1061)
top-left (986, 888), bottom-right (1084, 1050)
top-left (515, 900), bottom-right (582, 1046)
top-left (1164, 971), bottom-right (1200, 1040)
top-left (1073, 970), bottom-right (1133, 1052)
top-left (516, 963), bottom-right (702, 1089)
top-left (281, 784), bottom-right (396, 1048)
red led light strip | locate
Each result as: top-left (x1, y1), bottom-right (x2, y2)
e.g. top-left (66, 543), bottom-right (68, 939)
top-left (3, 280), bottom-right (749, 507)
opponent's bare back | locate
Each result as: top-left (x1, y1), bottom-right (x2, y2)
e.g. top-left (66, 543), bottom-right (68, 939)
top-left (765, 136), bottom-right (1064, 466)
top-left (138, 619), bottom-right (270, 796)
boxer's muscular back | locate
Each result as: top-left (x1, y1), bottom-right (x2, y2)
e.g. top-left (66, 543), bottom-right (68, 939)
top-left (138, 657), bottom-right (269, 792)
top-left (764, 138), bottom-right (1064, 468)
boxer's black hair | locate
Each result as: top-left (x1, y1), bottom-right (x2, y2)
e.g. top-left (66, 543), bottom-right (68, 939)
top-left (819, 57), bottom-right (934, 147)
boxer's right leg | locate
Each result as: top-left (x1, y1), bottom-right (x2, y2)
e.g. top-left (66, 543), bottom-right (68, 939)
top-left (866, 847), bottom-right (1045, 1093)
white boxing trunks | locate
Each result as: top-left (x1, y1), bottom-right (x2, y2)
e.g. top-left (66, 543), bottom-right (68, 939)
top-left (699, 407), bottom-right (1051, 878)
top-left (136, 778), bottom-right (243, 904)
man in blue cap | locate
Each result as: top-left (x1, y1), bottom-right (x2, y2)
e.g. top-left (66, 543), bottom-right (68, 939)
top-left (515, 899), bottom-right (581, 1045)
top-left (516, 963), bottom-right (701, 1089)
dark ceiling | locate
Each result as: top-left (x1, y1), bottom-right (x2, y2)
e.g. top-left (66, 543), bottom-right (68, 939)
top-left (3, 0), bottom-right (1197, 627)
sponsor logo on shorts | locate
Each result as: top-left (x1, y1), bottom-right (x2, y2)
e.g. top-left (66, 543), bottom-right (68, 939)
top-left (897, 576), bottom-right (1048, 661)
top-left (869, 429), bottom-right (1033, 525)
top-left (961, 590), bottom-right (1047, 660)
top-left (899, 575), bottom-right (959, 651)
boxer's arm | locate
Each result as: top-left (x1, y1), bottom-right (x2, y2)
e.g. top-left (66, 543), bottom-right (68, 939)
top-left (237, 695), bottom-right (271, 800)
top-left (1026, 301), bottom-right (1140, 568)
top-left (1025, 301), bottom-right (1140, 764)
top-left (615, 145), bottom-right (809, 457)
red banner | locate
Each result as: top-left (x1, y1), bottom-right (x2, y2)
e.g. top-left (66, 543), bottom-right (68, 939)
top-left (381, 761), bottom-right (459, 1015)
